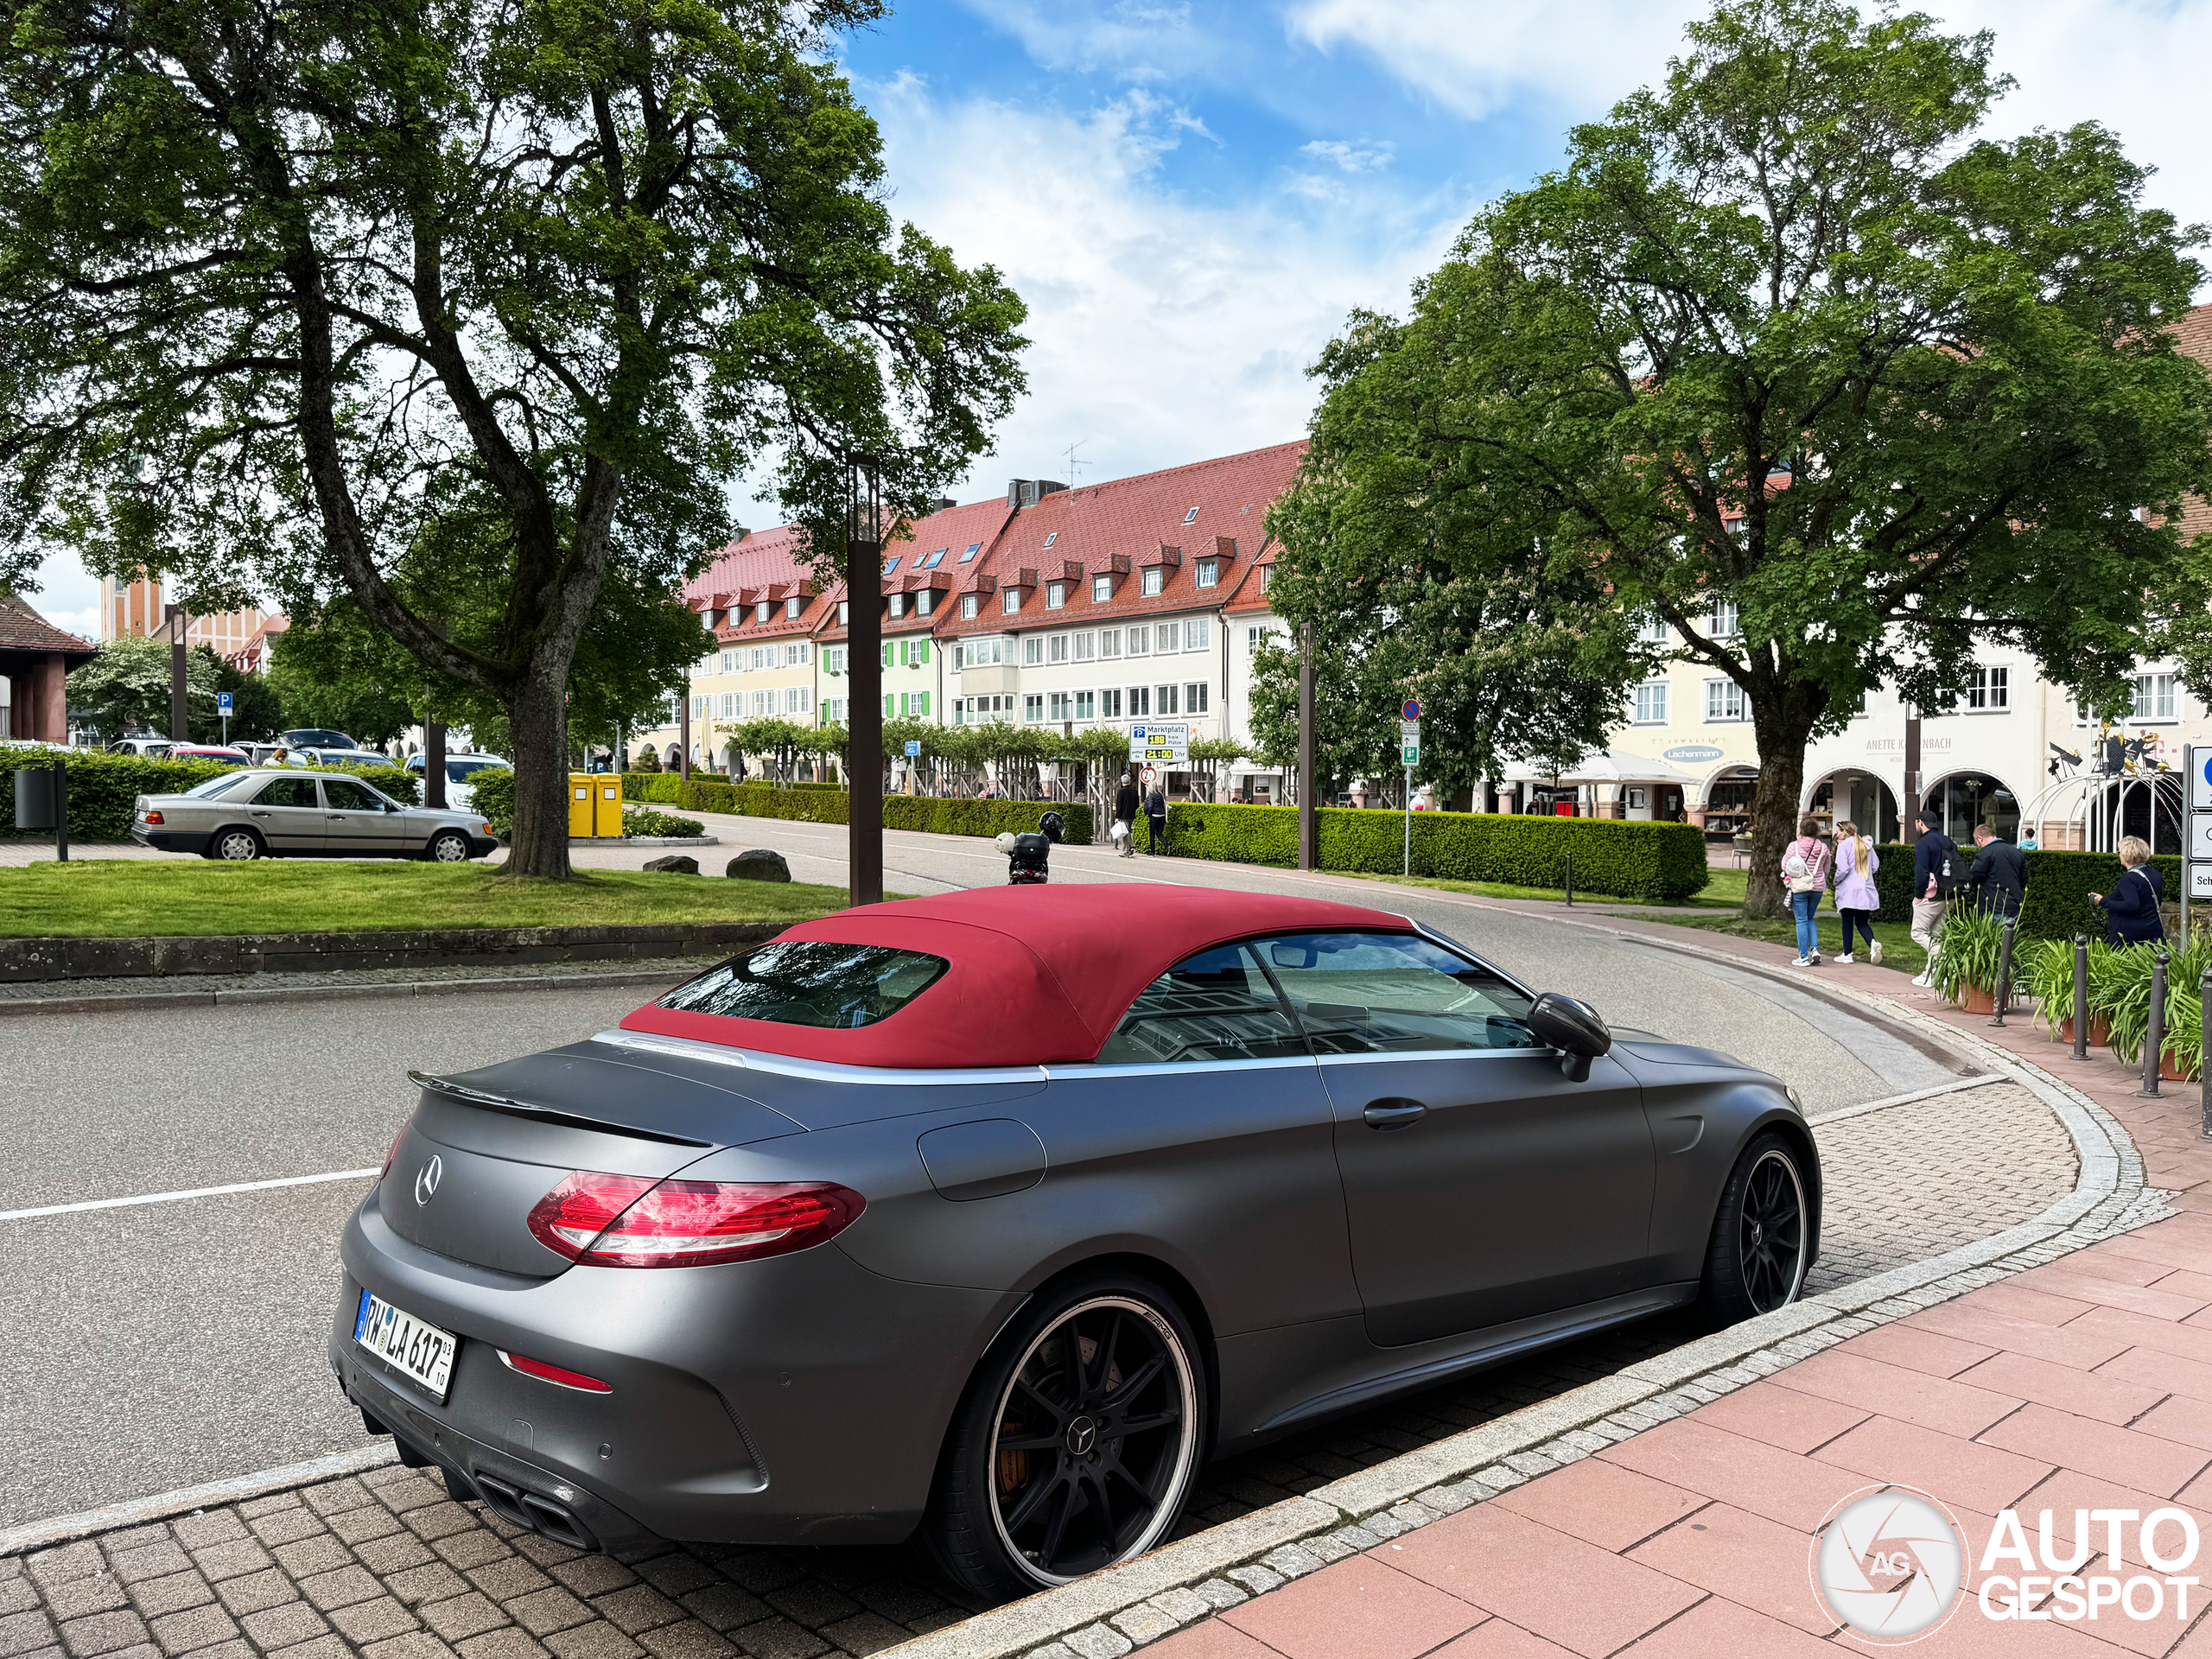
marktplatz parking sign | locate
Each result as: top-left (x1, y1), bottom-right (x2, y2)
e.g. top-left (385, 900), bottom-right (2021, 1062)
top-left (1130, 722), bottom-right (1191, 766)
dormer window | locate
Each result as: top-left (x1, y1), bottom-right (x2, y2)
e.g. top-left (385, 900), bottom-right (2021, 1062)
top-left (785, 595), bottom-right (802, 619)
top-left (1092, 574), bottom-right (1112, 602)
top-left (1046, 582), bottom-right (1066, 609)
top-left (755, 601), bottom-right (770, 624)
top-left (1001, 587), bottom-right (1020, 614)
top-left (888, 593), bottom-right (906, 619)
top-left (1195, 559), bottom-right (1218, 588)
top-left (1142, 568), bottom-right (1164, 596)
top-left (917, 590), bottom-right (934, 617)
top-left (962, 594), bottom-right (979, 619)
top-left (1182, 507), bottom-right (1198, 524)
top-left (837, 600), bottom-right (849, 625)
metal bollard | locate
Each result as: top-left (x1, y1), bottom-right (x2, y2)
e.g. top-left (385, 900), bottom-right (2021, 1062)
top-left (1564, 855), bottom-right (1573, 907)
top-left (2073, 935), bottom-right (2090, 1061)
top-left (2140, 948), bottom-right (2168, 1098)
top-left (2202, 966), bottom-right (2211, 1139)
top-left (1989, 917), bottom-right (2016, 1027)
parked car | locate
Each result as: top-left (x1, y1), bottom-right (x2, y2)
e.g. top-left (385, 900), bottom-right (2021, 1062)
top-left (107, 735), bottom-right (173, 756)
top-left (305, 747), bottom-right (397, 772)
top-left (332, 886), bottom-right (1818, 1600)
top-left (164, 745), bottom-right (251, 768)
top-left (404, 752), bottom-right (511, 811)
top-left (131, 770), bottom-right (498, 861)
top-left (282, 727), bottom-right (359, 752)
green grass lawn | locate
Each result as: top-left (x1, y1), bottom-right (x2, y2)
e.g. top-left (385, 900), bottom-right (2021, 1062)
top-left (1332, 864), bottom-right (1748, 910)
top-left (0, 860), bottom-right (848, 938)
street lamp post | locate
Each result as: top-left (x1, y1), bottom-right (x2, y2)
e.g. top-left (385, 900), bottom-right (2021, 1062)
top-left (847, 459), bottom-right (886, 907)
top-left (164, 603), bottom-right (188, 743)
top-left (1297, 621), bottom-right (1315, 872)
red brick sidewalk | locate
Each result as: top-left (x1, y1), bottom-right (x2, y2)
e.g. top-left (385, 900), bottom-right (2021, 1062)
top-left (1144, 933), bottom-right (2212, 1659)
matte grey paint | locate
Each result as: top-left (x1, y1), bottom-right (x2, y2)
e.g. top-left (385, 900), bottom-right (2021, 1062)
top-left (331, 943), bottom-right (1818, 1557)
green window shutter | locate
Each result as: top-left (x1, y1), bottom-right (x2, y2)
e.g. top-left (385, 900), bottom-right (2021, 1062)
top-left (915, 639), bottom-right (930, 664)
top-left (919, 691), bottom-right (930, 715)
top-left (884, 693), bottom-right (895, 716)
top-left (882, 642), bottom-right (893, 667)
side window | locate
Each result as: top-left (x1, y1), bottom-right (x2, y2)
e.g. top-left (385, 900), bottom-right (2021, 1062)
top-left (1096, 944), bottom-right (1307, 1065)
top-left (1258, 932), bottom-right (1539, 1053)
top-left (322, 778), bottom-right (382, 810)
top-left (254, 777), bottom-right (321, 808)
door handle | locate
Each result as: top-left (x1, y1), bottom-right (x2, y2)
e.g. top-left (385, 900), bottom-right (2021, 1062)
top-left (1363, 1098), bottom-right (1427, 1130)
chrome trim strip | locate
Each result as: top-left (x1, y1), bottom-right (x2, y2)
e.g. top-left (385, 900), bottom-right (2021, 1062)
top-left (589, 1030), bottom-right (1051, 1087)
top-left (1043, 1055), bottom-right (1321, 1080)
top-left (1310, 1048), bottom-right (1535, 1067)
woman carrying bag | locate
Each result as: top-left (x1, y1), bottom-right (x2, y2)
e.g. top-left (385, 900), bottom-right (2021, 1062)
top-left (1782, 814), bottom-right (1832, 968)
top-left (2088, 836), bottom-right (2164, 945)
top-left (1832, 820), bottom-right (1881, 965)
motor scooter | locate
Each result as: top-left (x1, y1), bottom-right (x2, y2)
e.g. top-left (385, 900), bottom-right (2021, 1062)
top-left (998, 811), bottom-right (1065, 884)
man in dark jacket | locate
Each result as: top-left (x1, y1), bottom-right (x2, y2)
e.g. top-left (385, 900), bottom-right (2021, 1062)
top-left (1911, 816), bottom-right (1960, 899)
top-left (1145, 781), bottom-right (1168, 855)
top-left (1112, 776), bottom-right (1141, 859)
top-left (1964, 823), bottom-right (2028, 918)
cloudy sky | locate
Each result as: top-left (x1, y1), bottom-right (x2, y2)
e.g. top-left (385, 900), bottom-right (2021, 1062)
top-left (30, 0), bottom-right (2212, 640)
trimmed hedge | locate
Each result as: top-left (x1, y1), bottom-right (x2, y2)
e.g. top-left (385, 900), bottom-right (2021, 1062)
top-left (325, 761), bottom-right (421, 805)
top-left (1163, 802), bottom-right (1711, 902)
top-left (1841, 840), bottom-right (2183, 944)
top-left (620, 771), bottom-right (1092, 843)
top-left (1, 746), bottom-right (239, 841)
top-left (468, 767), bottom-right (515, 837)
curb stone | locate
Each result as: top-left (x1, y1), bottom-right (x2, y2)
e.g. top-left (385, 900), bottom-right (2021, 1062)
top-left (873, 931), bottom-right (2159, 1659)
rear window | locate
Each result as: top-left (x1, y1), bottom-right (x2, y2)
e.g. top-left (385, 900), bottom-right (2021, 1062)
top-left (183, 773), bottom-right (254, 799)
top-left (658, 941), bottom-right (949, 1029)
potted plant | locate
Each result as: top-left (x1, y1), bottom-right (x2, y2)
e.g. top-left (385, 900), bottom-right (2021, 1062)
top-left (2157, 937), bottom-right (2210, 1081)
top-left (2019, 938), bottom-right (2075, 1040)
top-left (1930, 903), bottom-right (2004, 1013)
top-left (2096, 944), bottom-right (2158, 1066)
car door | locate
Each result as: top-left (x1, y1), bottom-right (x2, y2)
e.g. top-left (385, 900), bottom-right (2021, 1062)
top-left (1257, 931), bottom-right (1656, 1348)
top-left (319, 776), bottom-right (404, 855)
top-left (243, 774), bottom-right (326, 854)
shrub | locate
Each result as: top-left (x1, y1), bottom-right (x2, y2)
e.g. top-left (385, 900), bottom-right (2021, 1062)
top-left (1162, 803), bottom-right (1709, 902)
top-left (622, 805), bottom-right (703, 837)
top-left (2018, 849), bottom-right (2182, 944)
top-left (467, 766), bottom-right (515, 836)
top-left (1929, 901), bottom-right (2005, 1005)
top-left (615, 772), bottom-right (1090, 842)
top-left (0, 745), bottom-right (240, 841)
top-left (323, 760), bottom-right (421, 805)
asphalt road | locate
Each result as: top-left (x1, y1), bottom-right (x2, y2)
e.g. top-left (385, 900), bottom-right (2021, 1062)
top-left (0, 827), bottom-right (1961, 1530)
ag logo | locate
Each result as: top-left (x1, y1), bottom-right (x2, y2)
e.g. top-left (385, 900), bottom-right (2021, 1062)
top-left (1810, 1485), bottom-right (1967, 1641)
top-left (414, 1155), bottom-right (443, 1206)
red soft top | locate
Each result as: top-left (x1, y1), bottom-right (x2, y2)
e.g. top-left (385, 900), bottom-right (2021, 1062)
top-left (619, 884), bottom-right (1414, 1069)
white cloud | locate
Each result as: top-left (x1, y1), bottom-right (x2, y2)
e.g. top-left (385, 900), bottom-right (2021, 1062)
top-left (1286, 0), bottom-right (2212, 250)
top-left (951, 0), bottom-right (1210, 84)
top-left (1301, 139), bottom-right (1395, 174)
top-left (842, 74), bottom-right (1468, 504)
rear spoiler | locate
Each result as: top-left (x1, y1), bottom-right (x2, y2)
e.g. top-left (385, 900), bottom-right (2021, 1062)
top-left (407, 1071), bottom-right (714, 1148)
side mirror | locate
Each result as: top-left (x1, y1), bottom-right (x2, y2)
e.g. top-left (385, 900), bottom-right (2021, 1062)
top-left (1528, 992), bottom-right (1611, 1083)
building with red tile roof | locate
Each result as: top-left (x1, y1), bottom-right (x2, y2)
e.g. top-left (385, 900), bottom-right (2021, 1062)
top-left (1, 593), bottom-right (97, 743)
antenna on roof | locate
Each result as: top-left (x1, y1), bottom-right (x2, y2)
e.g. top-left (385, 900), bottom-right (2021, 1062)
top-left (1065, 438), bottom-right (1089, 492)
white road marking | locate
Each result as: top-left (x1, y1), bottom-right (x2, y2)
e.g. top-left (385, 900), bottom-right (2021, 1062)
top-left (0, 1167), bottom-right (380, 1224)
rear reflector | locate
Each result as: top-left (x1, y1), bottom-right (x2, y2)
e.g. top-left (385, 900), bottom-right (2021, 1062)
top-left (499, 1350), bottom-right (613, 1393)
top-left (526, 1173), bottom-right (864, 1269)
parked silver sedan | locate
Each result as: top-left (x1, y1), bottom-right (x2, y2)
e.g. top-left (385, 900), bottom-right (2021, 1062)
top-left (130, 770), bottom-right (500, 861)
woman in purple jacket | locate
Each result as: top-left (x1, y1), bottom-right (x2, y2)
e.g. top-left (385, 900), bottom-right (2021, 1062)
top-left (1833, 821), bottom-right (1882, 965)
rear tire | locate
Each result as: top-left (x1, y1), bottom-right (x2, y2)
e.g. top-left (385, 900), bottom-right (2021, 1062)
top-left (923, 1273), bottom-right (1206, 1604)
top-left (425, 830), bottom-right (471, 862)
top-left (1700, 1132), bottom-right (1812, 1325)
top-left (209, 827), bottom-right (264, 861)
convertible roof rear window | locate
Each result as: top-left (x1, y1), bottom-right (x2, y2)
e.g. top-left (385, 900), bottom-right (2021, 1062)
top-left (658, 940), bottom-right (949, 1029)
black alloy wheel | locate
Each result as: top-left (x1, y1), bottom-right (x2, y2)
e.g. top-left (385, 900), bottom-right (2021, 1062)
top-left (426, 830), bottom-right (471, 862)
top-left (1700, 1133), bottom-right (1811, 1325)
top-left (925, 1278), bottom-right (1204, 1601)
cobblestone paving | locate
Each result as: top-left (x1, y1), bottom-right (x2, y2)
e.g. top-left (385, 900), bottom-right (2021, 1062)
top-left (0, 1084), bottom-right (2083, 1659)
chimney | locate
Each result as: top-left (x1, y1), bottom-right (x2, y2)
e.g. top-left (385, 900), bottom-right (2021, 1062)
top-left (1006, 479), bottom-right (1069, 509)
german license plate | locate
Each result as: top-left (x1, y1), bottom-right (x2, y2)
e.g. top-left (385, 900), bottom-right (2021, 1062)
top-left (354, 1288), bottom-right (457, 1402)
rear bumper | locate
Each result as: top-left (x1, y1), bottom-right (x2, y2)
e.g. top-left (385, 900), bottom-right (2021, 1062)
top-left (331, 1189), bottom-right (1017, 1547)
top-left (130, 828), bottom-right (200, 853)
top-left (467, 836), bottom-right (499, 858)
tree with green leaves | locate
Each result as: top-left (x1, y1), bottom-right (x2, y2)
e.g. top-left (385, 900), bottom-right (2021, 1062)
top-left (0, 0), bottom-right (1025, 875)
top-left (67, 635), bottom-right (215, 742)
top-left (1274, 0), bottom-right (2212, 915)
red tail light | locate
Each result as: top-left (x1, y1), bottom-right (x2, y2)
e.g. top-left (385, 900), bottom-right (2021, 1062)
top-left (525, 1173), bottom-right (864, 1268)
top-left (380, 1128), bottom-right (404, 1180)
top-left (499, 1350), bottom-right (612, 1393)
top-left (143, 810), bottom-right (164, 825)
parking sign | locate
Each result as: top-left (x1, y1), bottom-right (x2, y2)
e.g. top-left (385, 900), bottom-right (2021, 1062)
top-left (217, 692), bottom-right (233, 715)
top-left (1128, 722), bottom-right (1191, 766)
top-left (904, 740), bottom-right (920, 757)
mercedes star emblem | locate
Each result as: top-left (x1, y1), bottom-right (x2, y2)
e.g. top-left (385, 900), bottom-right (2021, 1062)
top-left (414, 1155), bottom-right (443, 1206)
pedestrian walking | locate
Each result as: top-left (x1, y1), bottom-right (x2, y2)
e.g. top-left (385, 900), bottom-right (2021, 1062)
top-left (1964, 821), bottom-right (2027, 918)
top-left (1145, 780), bottom-right (1168, 855)
top-left (1832, 821), bottom-right (1881, 965)
top-left (1782, 814), bottom-right (1831, 968)
top-left (2088, 835), bottom-right (2164, 944)
top-left (1910, 813), bottom-right (1961, 987)
top-left (1112, 775), bottom-right (1140, 859)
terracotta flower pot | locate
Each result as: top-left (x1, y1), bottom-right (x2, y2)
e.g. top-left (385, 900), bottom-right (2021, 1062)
top-left (2058, 1015), bottom-right (2111, 1047)
top-left (2162, 1052), bottom-right (2196, 1082)
top-left (1961, 985), bottom-right (1995, 1014)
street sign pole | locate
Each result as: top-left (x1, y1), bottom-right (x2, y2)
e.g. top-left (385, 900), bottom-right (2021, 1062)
top-left (1399, 702), bottom-right (1421, 879)
top-left (217, 690), bottom-right (232, 747)
top-left (2189, 743), bottom-right (2212, 952)
top-left (1297, 624), bottom-right (1316, 871)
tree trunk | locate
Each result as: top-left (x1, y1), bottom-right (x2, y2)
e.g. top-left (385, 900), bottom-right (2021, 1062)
top-left (1743, 714), bottom-right (1809, 920)
top-left (503, 673), bottom-right (574, 878)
